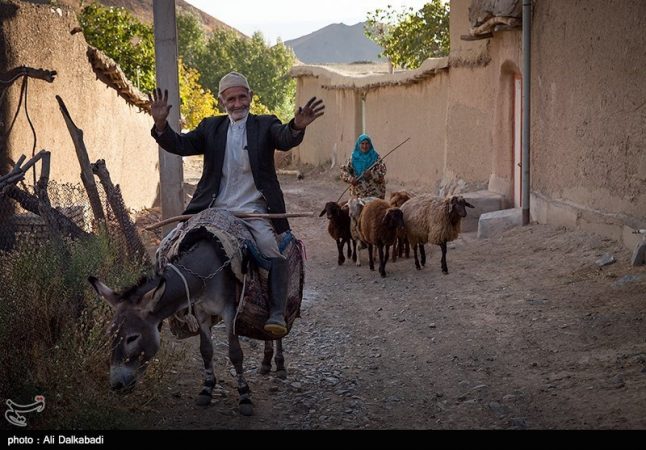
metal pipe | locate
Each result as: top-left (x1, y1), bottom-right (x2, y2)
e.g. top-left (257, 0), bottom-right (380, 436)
top-left (522, 0), bottom-right (532, 225)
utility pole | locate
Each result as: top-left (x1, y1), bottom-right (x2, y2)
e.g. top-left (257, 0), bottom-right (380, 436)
top-left (153, 0), bottom-right (184, 234)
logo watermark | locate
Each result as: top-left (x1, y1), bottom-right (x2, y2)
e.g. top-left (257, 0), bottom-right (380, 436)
top-left (4, 395), bottom-right (45, 427)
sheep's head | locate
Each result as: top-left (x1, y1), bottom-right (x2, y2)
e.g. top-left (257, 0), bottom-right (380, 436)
top-left (319, 201), bottom-right (342, 219)
top-left (448, 196), bottom-right (475, 218)
top-left (389, 191), bottom-right (412, 208)
top-left (382, 207), bottom-right (405, 231)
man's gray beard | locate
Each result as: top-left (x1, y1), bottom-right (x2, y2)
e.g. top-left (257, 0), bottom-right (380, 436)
top-left (227, 108), bottom-right (249, 121)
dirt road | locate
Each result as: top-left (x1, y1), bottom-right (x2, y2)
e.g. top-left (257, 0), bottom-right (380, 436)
top-left (138, 164), bottom-right (646, 430)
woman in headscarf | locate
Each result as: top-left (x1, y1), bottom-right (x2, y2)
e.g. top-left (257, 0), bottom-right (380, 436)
top-left (340, 133), bottom-right (387, 199)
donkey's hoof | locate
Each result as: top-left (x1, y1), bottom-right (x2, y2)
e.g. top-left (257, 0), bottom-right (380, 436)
top-left (275, 369), bottom-right (287, 380)
top-left (195, 394), bottom-right (211, 406)
top-left (259, 364), bottom-right (271, 375)
top-left (239, 403), bottom-right (254, 416)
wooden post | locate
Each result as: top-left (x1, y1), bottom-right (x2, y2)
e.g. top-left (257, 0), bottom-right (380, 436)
top-left (92, 159), bottom-right (149, 263)
top-left (153, 0), bottom-right (184, 235)
top-left (56, 96), bottom-right (107, 230)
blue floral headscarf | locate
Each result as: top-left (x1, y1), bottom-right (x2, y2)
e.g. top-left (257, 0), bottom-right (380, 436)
top-left (351, 134), bottom-right (379, 177)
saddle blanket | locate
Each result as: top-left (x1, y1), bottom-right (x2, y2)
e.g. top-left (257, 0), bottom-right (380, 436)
top-left (156, 208), bottom-right (305, 340)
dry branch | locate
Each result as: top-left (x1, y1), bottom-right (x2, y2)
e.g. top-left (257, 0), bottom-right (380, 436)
top-left (0, 150), bottom-right (49, 190)
top-left (56, 95), bottom-right (106, 229)
top-left (0, 150), bottom-right (89, 240)
top-left (92, 159), bottom-right (148, 262)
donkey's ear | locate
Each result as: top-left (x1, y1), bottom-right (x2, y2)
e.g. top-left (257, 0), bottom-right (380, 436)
top-left (140, 279), bottom-right (166, 314)
top-left (88, 276), bottom-right (120, 309)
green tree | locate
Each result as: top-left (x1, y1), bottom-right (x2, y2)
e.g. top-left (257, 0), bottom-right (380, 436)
top-left (80, 4), bottom-right (294, 127)
top-left (177, 12), bottom-right (206, 69)
top-left (79, 3), bottom-right (217, 130)
top-left (365, 0), bottom-right (450, 70)
top-left (79, 3), bottom-right (156, 91)
top-left (197, 30), bottom-right (296, 122)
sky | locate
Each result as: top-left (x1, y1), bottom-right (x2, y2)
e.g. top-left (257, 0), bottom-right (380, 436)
top-left (183, 0), bottom-right (430, 45)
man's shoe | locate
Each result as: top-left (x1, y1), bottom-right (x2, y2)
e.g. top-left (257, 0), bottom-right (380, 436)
top-left (264, 319), bottom-right (287, 337)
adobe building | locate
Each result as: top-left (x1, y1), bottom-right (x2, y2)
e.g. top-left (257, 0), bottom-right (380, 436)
top-left (0, 1), bottom-right (159, 212)
top-left (290, 0), bottom-right (646, 251)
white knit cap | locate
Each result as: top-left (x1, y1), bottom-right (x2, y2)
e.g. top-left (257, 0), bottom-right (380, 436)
top-left (218, 71), bottom-right (251, 96)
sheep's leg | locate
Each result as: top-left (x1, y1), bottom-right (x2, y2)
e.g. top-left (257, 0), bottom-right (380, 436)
top-left (392, 240), bottom-right (398, 262)
top-left (378, 245), bottom-right (388, 277)
top-left (196, 327), bottom-right (216, 407)
top-left (368, 244), bottom-right (375, 271)
top-left (404, 238), bottom-right (410, 258)
top-left (260, 340), bottom-right (273, 375)
top-left (274, 338), bottom-right (287, 379)
top-left (419, 244), bottom-right (426, 267)
top-left (336, 239), bottom-right (345, 265)
top-left (439, 241), bottom-right (448, 274)
top-left (345, 239), bottom-right (352, 258)
top-left (355, 245), bottom-right (362, 266)
top-left (413, 243), bottom-right (421, 270)
top-left (228, 330), bottom-right (253, 416)
top-left (351, 239), bottom-right (357, 263)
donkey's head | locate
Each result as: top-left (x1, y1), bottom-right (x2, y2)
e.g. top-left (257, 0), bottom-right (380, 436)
top-left (88, 276), bottom-right (166, 392)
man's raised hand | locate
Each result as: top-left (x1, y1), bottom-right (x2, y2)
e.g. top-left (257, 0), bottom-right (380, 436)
top-left (148, 88), bottom-right (172, 132)
top-left (293, 97), bottom-right (325, 130)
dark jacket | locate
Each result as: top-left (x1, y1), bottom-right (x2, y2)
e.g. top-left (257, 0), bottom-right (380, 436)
top-left (152, 114), bottom-right (304, 234)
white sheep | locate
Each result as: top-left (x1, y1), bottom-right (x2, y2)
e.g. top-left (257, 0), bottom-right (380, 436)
top-left (400, 194), bottom-right (474, 274)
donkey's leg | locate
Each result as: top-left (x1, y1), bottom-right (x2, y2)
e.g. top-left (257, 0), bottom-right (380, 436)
top-left (260, 340), bottom-right (274, 375)
top-left (196, 328), bottom-right (215, 406)
top-left (274, 338), bottom-right (287, 379)
top-left (228, 331), bottom-right (253, 416)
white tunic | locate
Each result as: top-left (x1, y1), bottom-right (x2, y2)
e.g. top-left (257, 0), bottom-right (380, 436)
top-left (212, 116), bottom-right (266, 214)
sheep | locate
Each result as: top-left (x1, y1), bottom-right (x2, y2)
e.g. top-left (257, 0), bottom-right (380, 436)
top-left (319, 201), bottom-right (354, 265)
top-left (389, 191), bottom-right (413, 261)
top-left (400, 194), bottom-right (474, 274)
top-left (347, 196), bottom-right (378, 266)
top-left (359, 198), bottom-right (406, 278)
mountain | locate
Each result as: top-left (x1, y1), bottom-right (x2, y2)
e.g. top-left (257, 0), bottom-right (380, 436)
top-left (55, 0), bottom-right (244, 36)
top-left (284, 22), bottom-right (384, 64)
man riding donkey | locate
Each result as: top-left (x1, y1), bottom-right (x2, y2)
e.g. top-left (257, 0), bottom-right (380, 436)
top-left (150, 72), bottom-right (324, 337)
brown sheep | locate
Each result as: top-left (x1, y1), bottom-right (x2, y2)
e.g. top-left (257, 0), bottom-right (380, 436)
top-left (400, 194), bottom-right (474, 274)
top-left (347, 196), bottom-right (379, 266)
top-left (359, 198), bottom-right (405, 278)
top-left (389, 191), bottom-right (413, 261)
top-left (319, 201), bottom-right (354, 265)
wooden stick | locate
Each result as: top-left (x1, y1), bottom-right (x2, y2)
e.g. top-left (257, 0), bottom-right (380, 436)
top-left (92, 159), bottom-right (149, 262)
top-left (144, 211), bottom-right (314, 231)
top-left (56, 95), bottom-right (107, 229)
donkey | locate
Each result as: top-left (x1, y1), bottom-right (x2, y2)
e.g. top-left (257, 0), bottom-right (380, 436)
top-left (89, 238), bottom-right (285, 416)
